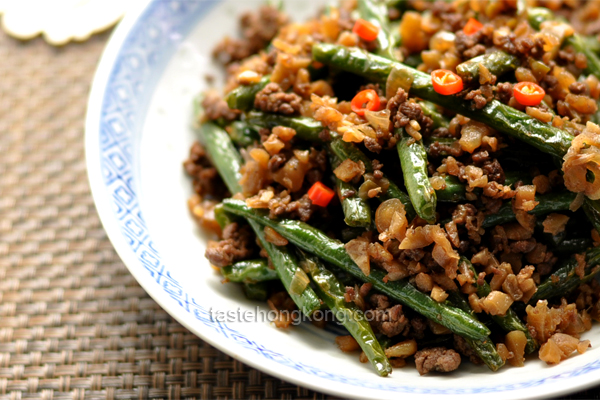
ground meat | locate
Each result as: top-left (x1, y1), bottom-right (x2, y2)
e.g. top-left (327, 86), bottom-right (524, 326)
top-left (414, 347), bottom-right (461, 375)
top-left (463, 44), bottom-right (486, 59)
top-left (510, 239), bottom-right (537, 254)
top-left (452, 204), bottom-right (477, 225)
top-left (364, 136), bottom-right (383, 153)
top-left (368, 294), bottom-right (409, 337)
top-left (205, 222), bottom-right (256, 267)
top-left (472, 150), bottom-right (490, 165)
top-left (428, 141), bottom-right (463, 158)
top-left (515, 36), bottom-right (535, 55)
top-left (212, 5), bottom-right (288, 64)
top-left (496, 82), bottom-right (513, 104)
top-left (453, 335), bottom-right (482, 365)
top-left (568, 81), bottom-right (587, 95)
top-left (482, 159), bottom-right (505, 183)
top-left (268, 192), bottom-right (319, 222)
top-left (268, 153), bottom-right (288, 171)
top-left (254, 82), bottom-right (302, 115)
top-left (464, 85), bottom-right (494, 109)
top-left (410, 317), bottom-right (428, 339)
top-left (387, 88), bottom-right (433, 133)
top-left (201, 91), bottom-right (240, 121)
top-left (184, 142), bottom-right (228, 199)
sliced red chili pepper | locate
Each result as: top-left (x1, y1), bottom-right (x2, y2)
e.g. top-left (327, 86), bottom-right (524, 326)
top-left (431, 69), bottom-right (464, 95)
top-left (463, 18), bottom-right (483, 35)
top-left (351, 89), bottom-right (381, 116)
top-left (352, 18), bottom-right (379, 41)
top-left (307, 182), bottom-right (335, 207)
top-left (513, 81), bottom-right (546, 106)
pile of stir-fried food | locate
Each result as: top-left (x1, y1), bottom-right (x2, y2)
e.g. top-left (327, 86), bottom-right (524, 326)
top-left (184, 0), bottom-right (600, 376)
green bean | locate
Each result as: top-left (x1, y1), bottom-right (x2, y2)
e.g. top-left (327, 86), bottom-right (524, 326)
top-left (445, 290), bottom-right (505, 371)
top-left (459, 257), bottom-right (537, 354)
top-left (311, 43), bottom-right (574, 158)
top-left (222, 199), bottom-right (492, 341)
top-left (583, 198), bottom-right (600, 235)
top-left (526, 7), bottom-right (553, 30)
top-left (298, 250), bottom-right (392, 376)
top-left (214, 203), bottom-right (238, 229)
top-left (419, 101), bottom-right (449, 129)
top-left (396, 130), bottom-right (437, 222)
top-left (329, 138), bottom-right (416, 219)
top-left (436, 175), bottom-right (467, 203)
top-left (481, 191), bottom-right (577, 229)
top-left (243, 282), bottom-right (269, 301)
top-left (328, 149), bottom-right (372, 227)
top-left (358, 0), bottom-right (398, 60)
top-left (197, 122), bottom-right (321, 316)
top-left (225, 76), bottom-right (270, 111)
top-left (244, 111), bottom-right (323, 142)
top-left (553, 237), bottom-right (593, 255)
top-left (456, 51), bottom-right (520, 83)
top-left (567, 35), bottom-right (600, 79)
top-left (531, 246), bottom-right (600, 303)
top-left (229, 121), bottom-right (260, 147)
top-left (221, 259), bottom-right (279, 283)
top-left (527, 8), bottom-right (600, 79)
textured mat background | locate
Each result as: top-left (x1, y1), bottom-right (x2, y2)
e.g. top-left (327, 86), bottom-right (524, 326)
top-left (0, 24), bottom-right (597, 400)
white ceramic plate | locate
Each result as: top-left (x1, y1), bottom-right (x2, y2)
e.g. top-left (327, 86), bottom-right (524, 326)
top-left (85, 1), bottom-right (600, 398)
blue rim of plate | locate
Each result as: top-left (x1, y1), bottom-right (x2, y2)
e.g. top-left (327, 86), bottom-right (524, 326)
top-left (85, 0), bottom-right (600, 398)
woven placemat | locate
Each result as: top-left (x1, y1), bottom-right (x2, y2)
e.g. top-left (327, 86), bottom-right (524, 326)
top-left (0, 27), bottom-right (597, 400)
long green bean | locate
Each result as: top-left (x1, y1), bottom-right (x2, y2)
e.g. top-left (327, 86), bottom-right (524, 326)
top-left (226, 76), bottom-right (270, 111)
top-left (328, 137), bottom-right (416, 219)
top-left (456, 51), bottom-right (520, 82)
top-left (531, 246), bottom-right (600, 303)
top-left (445, 290), bottom-right (505, 371)
top-left (221, 259), bottom-right (278, 283)
top-left (245, 111), bottom-right (323, 142)
top-left (312, 43), bottom-right (574, 158)
top-left (459, 257), bottom-right (537, 354)
top-left (298, 250), bottom-right (392, 376)
top-left (328, 148), bottom-right (372, 227)
top-left (357, 0), bottom-right (398, 60)
top-left (481, 191), bottom-right (576, 229)
top-left (222, 199), bottom-right (492, 341)
top-left (396, 130), bottom-right (437, 222)
top-left (197, 122), bottom-right (321, 316)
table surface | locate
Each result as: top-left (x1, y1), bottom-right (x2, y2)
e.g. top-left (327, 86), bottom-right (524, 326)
top-left (0, 27), bottom-right (598, 400)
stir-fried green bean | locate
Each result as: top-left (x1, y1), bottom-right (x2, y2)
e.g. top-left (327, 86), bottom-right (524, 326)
top-left (229, 121), bottom-right (260, 147)
top-left (245, 111), bottom-right (324, 142)
top-left (221, 259), bottom-right (279, 283)
top-left (243, 282), bottom-right (269, 301)
top-left (456, 51), bottom-right (520, 82)
top-left (226, 76), bottom-right (270, 111)
top-left (396, 129), bottom-right (437, 222)
top-left (445, 290), bottom-right (505, 371)
top-left (312, 43), bottom-right (574, 158)
top-left (418, 101), bottom-right (449, 129)
top-left (459, 257), bottom-right (537, 354)
top-left (328, 148), bottom-right (372, 227)
top-left (357, 0), bottom-right (398, 60)
top-left (197, 122), bottom-right (321, 316)
top-left (298, 250), bottom-right (392, 376)
top-left (222, 199), bottom-right (492, 341)
top-left (329, 138), bottom-right (416, 219)
top-left (481, 191), bottom-right (576, 229)
top-left (531, 246), bottom-right (600, 303)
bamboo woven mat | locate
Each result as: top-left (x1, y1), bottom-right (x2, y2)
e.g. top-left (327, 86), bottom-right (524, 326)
top-left (0, 25), bottom-right (597, 400)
